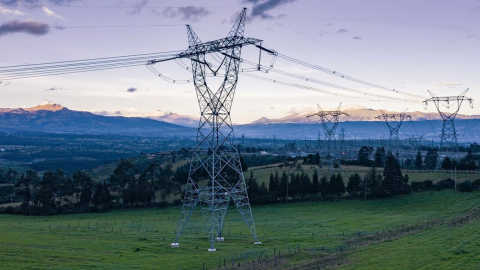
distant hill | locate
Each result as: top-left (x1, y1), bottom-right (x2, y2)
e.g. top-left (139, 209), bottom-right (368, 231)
top-left (249, 107), bottom-right (480, 124)
top-left (0, 104), bottom-right (192, 136)
top-left (235, 119), bottom-right (480, 142)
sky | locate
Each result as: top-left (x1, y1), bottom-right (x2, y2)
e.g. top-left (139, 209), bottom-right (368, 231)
top-left (0, 0), bottom-right (479, 124)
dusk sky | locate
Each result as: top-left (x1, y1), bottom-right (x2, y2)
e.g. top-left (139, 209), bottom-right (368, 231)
top-left (0, 0), bottom-right (479, 123)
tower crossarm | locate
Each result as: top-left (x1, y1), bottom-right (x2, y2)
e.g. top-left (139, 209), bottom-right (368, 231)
top-left (147, 36), bottom-right (275, 65)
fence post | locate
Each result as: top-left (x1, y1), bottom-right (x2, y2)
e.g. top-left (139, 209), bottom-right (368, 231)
top-left (274, 248), bottom-right (277, 266)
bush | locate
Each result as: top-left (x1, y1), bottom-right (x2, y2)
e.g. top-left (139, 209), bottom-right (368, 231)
top-left (472, 179), bottom-right (480, 191)
top-left (458, 180), bottom-right (473, 192)
top-left (410, 180), bottom-right (435, 191)
top-left (435, 179), bottom-right (455, 190)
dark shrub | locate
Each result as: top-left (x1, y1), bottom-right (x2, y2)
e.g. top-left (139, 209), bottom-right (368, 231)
top-left (472, 179), bottom-right (480, 191)
top-left (436, 178), bottom-right (455, 190)
top-left (458, 180), bottom-right (473, 192)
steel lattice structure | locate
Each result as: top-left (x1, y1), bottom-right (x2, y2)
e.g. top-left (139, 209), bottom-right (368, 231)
top-left (375, 110), bottom-right (411, 155)
top-left (147, 8), bottom-right (275, 251)
top-left (307, 103), bottom-right (349, 173)
top-left (423, 89), bottom-right (473, 151)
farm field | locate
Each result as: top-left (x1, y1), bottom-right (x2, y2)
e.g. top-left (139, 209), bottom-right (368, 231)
top-left (0, 190), bottom-right (478, 269)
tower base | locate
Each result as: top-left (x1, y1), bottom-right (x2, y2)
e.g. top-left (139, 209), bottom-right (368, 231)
top-left (216, 237), bottom-right (225, 242)
top-left (171, 243), bottom-right (179, 248)
top-left (254, 241), bottom-right (262, 245)
top-left (208, 248), bottom-right (217, 252)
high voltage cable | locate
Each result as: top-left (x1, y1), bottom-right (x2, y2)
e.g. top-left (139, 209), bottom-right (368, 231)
top-left (239, 59), bottom-right (417, 103)
top-left (0, 51), bottom-right (181, 80)
top-left (241, 73), bottom-right (400, 102)
top-left (277, 54), bottom-right (425, 99)
top-left (0, 54), bottom-right (175, 76)
top-left (14, 5), bottom-right (240, 9)
top-left (0, 24), bottom-right (184, 29)
top-left (1, 63), bottom-right (145, 80)
top-left (190, 25), bottom-right (423, 100)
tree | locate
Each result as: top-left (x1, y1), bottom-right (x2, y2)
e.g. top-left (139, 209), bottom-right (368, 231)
top-left (240, 155), bottom-right (248, 171)
top-left (441, 157), bottom-right (453, 170)
top-left (109, 160), bottom-right (138, 208)
top-left (73, 171), bottom-right (93, 208)
top-left (311, 170), bottom-right (320, 196)
top-left (358, 146), bottom-right (374, 166)
top-left (374, 147), bottom-right (386, 167)
top-left (320, 175), bottom-right (329, 198)
top-left (347, 173), bottom-right (361, 198)
top-left (415, 151), bottom-right (423, 169)
top-left (364, 166), bottom-right (383, 198)
top-left (268, 172), bottom-right (275, 193)
top-left (329, 173), bottom-right (345, 199)
top-left (279, 171), bottom-right (289, 199)
top-left (93, 181), bottom-right (111, 206)
top-left (382, 153), bottom-right (407, 196)
top-left (424, 148), bottom-right (438, 170)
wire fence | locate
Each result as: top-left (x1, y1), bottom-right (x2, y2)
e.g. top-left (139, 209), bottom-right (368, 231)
top-left (40, 206), bottom-right (480, 269)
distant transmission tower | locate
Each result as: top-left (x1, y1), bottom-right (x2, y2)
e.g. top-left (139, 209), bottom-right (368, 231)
top-left (307, 103), bottom-right (349, 173)
top-left (147, 8), bottom-right (276, 251)
top-left (423, 89), bottom-right (473, 151)
top-left (375, 110), bottom-right (411, 155)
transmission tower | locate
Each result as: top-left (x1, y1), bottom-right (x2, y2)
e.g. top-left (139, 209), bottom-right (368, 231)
top-left (375, 110), bottom-right (411, 156)
top-left (423, 89), bottom-right (473, 151)
top-left (307, 103), bottom-right (349, 173)
top-left (147, 8), bottom-right (276, 251)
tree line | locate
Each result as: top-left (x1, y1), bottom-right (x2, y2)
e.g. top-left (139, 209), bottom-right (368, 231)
top-left (2, 160), bottom-right (185, 215)
top-left (247, 152), bottom-right (411, 205)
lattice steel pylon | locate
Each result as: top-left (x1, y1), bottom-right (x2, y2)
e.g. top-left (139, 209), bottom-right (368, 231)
top-left (375, 110), bottom-right (411, 155)
top-left (307, 103), bottom-right (349, 173)
top-left (147, 8), bottom-right (276, 252)
top-left (423, 89), bottom-right (473, 151)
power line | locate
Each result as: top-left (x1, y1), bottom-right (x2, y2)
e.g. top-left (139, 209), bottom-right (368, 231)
top-left (239, 58), bottom-right (417, 103)
top-left (0, 24), bottom-right (185, 30)
top-left (277, 54), bottom-right (425, 99)
top-left (241, 73), bottom-right (402, 102)
top-left (0, 51), bottom-right (181, 80)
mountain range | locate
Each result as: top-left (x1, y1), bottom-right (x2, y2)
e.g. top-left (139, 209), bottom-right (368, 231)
top-left (0, 104), bottom-right (478, 142)
top-left (0, 104), bottom-right (192, 136)
top-left (248, 106), bottom-right (479, 125)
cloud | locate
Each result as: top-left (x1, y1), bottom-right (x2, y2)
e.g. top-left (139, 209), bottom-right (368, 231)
top-left (434, 82), bottom-right (462, 87)
top-left (45, 87), bottom-right (64, 91)
top-left (0, 0), bottom-right (83, 8)
top-left (163, 6), bottom-right (210, 21)
top-left (337, 29), bottom-right (349, 33)
top-left (353, 36), bottom-right (362, 40)
top-left (126, 87), bottom-right (137, 93)
top-left (0, 5), bottom-right (26, 15)
top-left (1, 0), bottom-right (82, 7)
top-left (250, 0), bottom-right (296, 20)
top-left (128, 0), bottom-right (148, 15)
top-left (42, 6), bottom-right (64, 20)
top-left (0, 20), bottom-right (49, 37)
top-left (276, 13), bottom-right (287, 19)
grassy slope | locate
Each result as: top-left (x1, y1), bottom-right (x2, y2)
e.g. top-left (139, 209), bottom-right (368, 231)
top-left (343, 217), bottom-right (480, 269)
top-left (0, 191), bottom-right (478, 269)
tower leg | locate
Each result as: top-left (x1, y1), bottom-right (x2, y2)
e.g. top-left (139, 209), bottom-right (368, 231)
top-left (171, 179), bottom-right (199, 247)
top-left (231, 179), bottom-right (260, 244)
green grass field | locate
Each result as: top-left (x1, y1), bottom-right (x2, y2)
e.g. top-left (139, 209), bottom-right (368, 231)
top-left (0, 190), bottom-right (479, 269)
